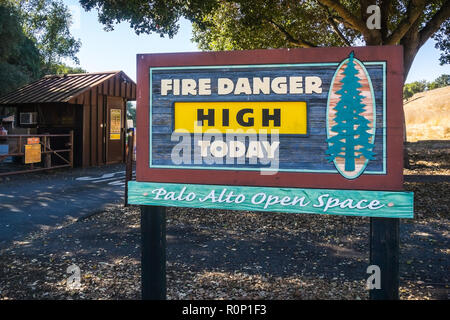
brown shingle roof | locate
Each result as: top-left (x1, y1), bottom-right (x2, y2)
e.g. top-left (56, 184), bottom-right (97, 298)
top-left (0, 71), bottom-right (135, 104)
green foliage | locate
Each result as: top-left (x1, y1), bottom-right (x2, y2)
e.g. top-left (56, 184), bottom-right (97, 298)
top-left (0, 3), bottom-right (41, 96)
top-left (192, 1), bottom-right (360, 51)
top-left (79, 0), bottom-right (449, 80)
top-left (17, 0), bottom-right (82, 72)
top-left (79, 0), bottom-right (217, 37)
top-left (403, 85), bottom-right (414, 101)
top-left (46, 63), bottom-right (86, 75)
top-left (433, 19), bottom-right (450, 66)
top-left (0, 0), bottom-right (82, 97)
top-left (403, 74), bottom-right (450, 99)
top-left (127, 101), bottom-right (136, 126)
top-left (405, 80), bottom-right (428, 95)
top-left (403, 80), bottom-right (428, 100)
top-left (429, 74), bottom-right (450, 89)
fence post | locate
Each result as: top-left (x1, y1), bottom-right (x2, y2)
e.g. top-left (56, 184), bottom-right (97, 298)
top-left (125, 129), bottom-right (134, 207)
top-left (18, 136), bottom-right (22, 159)
top-left (69, 130), bottom-right (74, 168)
top-left (44, 136), bottom-right (51, 168)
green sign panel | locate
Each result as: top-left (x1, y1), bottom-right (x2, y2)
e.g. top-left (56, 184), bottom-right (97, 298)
top-left (128, 181), bottom-right (413, 219)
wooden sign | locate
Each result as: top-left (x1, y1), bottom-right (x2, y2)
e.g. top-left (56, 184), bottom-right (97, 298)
top-left (129, 182), bottom-right (413, 218)
top-left (131, 46), bottom-right (413, 218)
top-left (110, 109), bottom-right (121, 140)
top-left (27, 137), bottom-right (40, 145)
top-left (133, 47), bottom-right (413, 301)
top-left (24, 143), bottom-right (41, 164)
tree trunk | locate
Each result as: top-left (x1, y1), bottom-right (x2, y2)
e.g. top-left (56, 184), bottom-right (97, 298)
top-left (365, 30), bottom-right (418, 169)
top-left (401, 20), bottom-right (421, 82)
top-left (400, 20), bottom-right (421, 169)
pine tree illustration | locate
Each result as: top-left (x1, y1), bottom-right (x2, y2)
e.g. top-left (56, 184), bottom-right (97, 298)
top-left (326, 52), bottom-right (375, 172)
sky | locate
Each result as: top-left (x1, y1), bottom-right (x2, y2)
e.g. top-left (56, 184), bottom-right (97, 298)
top-left (65, 1), bottom-right (449, 84)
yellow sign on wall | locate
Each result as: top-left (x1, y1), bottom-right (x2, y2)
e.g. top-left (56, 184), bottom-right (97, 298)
top-left (110, 109), bottom-right (121, 140)
top-left (174, 101), bottom-right (307, 134)
top-left (24, 144), bottom-right (41, 164)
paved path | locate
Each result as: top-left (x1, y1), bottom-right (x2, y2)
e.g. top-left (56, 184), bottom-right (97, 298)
top-left (0, 164), bottom-right (134, 249)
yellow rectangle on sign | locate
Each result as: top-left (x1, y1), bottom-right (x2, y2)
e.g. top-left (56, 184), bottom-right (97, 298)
top-left (110, 133), bottom-right (121, 140)
top-left (25, 144), bottom-right (41, 164)
top-left (174, 101), bottom-right (307, 134)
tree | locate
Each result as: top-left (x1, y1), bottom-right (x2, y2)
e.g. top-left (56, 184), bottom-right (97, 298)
top-left (326, 52), bottom-right (375, 172)
top-left (0, 3), bottom-right (41, 96)
top-left (79, 0), bottom-right (448, 169)
top-left (16, 0), bottom-right (82, 74)
top-left (403, 85), bottom-right (414, 100)
top-left (429, 73), bottom-right (450, 89)
top-left (404, 80), bottom-right (427, 99)
top-left (403, 79), bottom-right (429, 99)
top-left (127, 101), bottom-right (136, 127)
top-left (433, 19), bottom-right (450, 65)
top-left (402, 74), bottom-right (449, 99)
top-left (79, 0), bottom-right (450, 80)
top-left (45, 63), bottom-right (86, 75)
top-left (0, 0), bottom-right (83, 97)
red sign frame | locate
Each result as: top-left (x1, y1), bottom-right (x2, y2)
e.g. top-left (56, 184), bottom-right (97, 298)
top-left (136, 46), bottom-right (404, 191)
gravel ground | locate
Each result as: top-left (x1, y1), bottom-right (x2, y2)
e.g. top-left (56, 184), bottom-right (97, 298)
top-left (0, 143), bottom-right (448, 300)
top-left (405, 140), bottom-right (450, 177)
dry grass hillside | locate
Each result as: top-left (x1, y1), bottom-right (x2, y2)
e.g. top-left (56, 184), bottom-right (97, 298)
top-left (404, 85), bottom-right (450, 142)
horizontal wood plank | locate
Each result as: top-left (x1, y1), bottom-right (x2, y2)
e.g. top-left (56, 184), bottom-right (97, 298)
top-left (128, 181), bottom-right (413, 218)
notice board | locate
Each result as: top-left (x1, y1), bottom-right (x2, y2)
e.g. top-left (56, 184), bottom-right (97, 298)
top-left (130, 46), bottom-right (413, 218)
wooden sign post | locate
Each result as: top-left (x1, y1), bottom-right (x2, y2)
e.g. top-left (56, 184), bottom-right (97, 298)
top-left (141, 205), bottom-right (166, 300)
top-left (131, 46), bottom-right (413, 300)
top-left (370, 217), bottom-right (400, 299)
